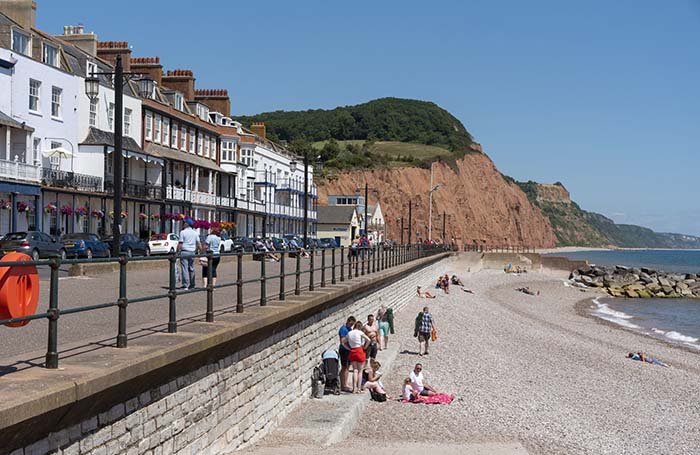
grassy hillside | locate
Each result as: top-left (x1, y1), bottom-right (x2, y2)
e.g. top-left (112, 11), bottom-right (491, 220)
top-left (236, 98), bottom-right (475, 171)
top-left (519, 181), bottom-right (700, 249)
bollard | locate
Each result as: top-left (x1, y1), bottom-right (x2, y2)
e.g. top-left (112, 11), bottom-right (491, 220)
top-left (236, 252), bottom-right (244, 313)
top-left (206, 251), bottom-right (214, 321)
top-left (45, 257), bottom-right (60, 369)
top-left (168, 255), bottom-right (177, 332)
top-left (117, 255), bottom-right (128, 347)
top-left (279, 252), bottom-right (286, 301)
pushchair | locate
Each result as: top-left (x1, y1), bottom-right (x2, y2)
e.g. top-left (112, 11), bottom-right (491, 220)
top-left (320, 349), bottom-right (341, 395)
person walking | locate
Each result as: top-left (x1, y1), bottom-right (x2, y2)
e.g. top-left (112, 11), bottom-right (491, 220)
top-left (338, 316), bottom-right (356, 392)
top-left (178, 218), bottom-right (201, 290)
top-left (414, 306), bottom-right (436, 356)
top-left (202, 227), bottom-right (222, 288)
top-left (376, 304), bottom-right (391, 350)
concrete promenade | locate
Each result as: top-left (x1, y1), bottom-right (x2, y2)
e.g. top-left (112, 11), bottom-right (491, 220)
top-left (0, 249), bottom-right (376, 369)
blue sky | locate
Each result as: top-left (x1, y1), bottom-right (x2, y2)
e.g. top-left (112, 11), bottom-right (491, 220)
top-left (38, 0), bottom-right (700, 235)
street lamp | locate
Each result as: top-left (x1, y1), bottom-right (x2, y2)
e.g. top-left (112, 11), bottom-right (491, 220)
top-left (85, 55), bottom-right (154, 257)
top-left (427, 162), bottom-right (441, 242)
top-left (289, 152), bottom-right (322, 247)
top-left (355, 183), bottom-right (379, 240)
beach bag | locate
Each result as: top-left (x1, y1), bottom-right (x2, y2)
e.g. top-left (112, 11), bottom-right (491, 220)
top-left (370, 389), bottom-right (387, 402)
top-left (431, 328), bottom-right (438, 342)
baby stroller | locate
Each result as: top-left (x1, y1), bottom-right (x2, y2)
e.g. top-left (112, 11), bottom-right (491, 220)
top-left (320, 349), bottom-right (341, 395)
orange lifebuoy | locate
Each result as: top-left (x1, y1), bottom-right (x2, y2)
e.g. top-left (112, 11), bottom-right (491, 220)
top-left (0, 252), bottom-right (40, 327)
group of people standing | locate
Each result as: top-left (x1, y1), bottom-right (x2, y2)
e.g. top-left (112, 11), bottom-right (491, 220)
top-left (177, 219), bottom-right (222, 290)
top-left (338, 305), bottom-right (394, 396)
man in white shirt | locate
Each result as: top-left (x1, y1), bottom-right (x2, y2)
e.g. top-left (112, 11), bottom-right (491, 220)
top-left (409, 363), bottom-right (438, 397)
top-left (178, 218), bottom-right (201, 289)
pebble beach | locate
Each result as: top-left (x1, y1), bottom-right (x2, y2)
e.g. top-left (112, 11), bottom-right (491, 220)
top-left (348, 255), bottom-right (700, 454)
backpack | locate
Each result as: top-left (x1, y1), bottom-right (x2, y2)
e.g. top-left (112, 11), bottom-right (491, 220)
top-left (370, 389), bottom-right (387, 402)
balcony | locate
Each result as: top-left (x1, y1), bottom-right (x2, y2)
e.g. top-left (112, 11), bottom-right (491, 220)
top-left (277, 178), bottom-right (318, 197)
top-left (106, 179), bottom-right (162, 199)
top-left (0, 158), bottom-right (41, 183)
top-left (43, 168), bottom-right (102, 192)
top-left (165, 185), bottom-right (217, 206)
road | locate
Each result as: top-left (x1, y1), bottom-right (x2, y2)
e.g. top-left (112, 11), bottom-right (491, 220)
top-left (0, 249), bottom-right (387, 370)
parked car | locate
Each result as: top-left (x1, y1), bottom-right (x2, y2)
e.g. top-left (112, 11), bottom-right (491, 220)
top-left (102, 233), bottom-right (150, 257)
top-left (306, 238), bottom-right (319, 249)
top-left (0, 231), bottom-right (66, 260)
top-left (318, 238), bottom-right (338, 248)
top-left (231, 236), bottom-right (256, 253)
top-left (220, 233), bottom-right (234, 253)
top-left (61, 233), bottom-right (111, 259)
top-left (148, 233), bottom-right (179, 255)
top-left (270, 237), bottom-right (288, 251)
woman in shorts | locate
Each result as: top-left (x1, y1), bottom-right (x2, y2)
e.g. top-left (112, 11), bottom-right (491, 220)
top-left (344, 321), bottom-right (371, 393)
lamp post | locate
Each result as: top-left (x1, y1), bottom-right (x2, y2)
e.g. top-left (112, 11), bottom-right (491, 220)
top-left (428, 164), bottom-right (440, 242)
top-left (355, 182), bottom-right (379, 240)
top-left (85, 54), bottom-right (154, 256)
top-left (408, 200), bottom-right (412, 245)
top-left (289, 150), bottom-right (322, 248)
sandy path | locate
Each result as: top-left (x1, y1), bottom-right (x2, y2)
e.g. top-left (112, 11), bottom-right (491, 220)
top-left (347, 256), bottom-right (700, 454)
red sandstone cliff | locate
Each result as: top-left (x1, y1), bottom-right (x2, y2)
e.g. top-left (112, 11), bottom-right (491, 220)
top-left (318, 153), bottom-right (557, 249)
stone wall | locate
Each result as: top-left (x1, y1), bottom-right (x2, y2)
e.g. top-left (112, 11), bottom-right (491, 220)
top-left (15, 258), bottom-right (446, 455)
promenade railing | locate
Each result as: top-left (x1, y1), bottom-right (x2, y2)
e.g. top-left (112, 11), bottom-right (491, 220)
top-left (0, 243), bottom-right (449, 369)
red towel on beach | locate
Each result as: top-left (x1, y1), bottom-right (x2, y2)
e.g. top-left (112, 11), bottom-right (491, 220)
top-left (404, 394), bottom-right (454, 404)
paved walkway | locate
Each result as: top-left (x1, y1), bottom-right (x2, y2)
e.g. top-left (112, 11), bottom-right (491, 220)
top-left (0, 250), bottom-right (379, 369)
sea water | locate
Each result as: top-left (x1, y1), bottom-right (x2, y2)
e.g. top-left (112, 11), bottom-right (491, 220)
top-left (548, 250), bottom-right (700, 349)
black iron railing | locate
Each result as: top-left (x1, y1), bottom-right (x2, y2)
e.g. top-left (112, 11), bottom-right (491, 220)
top-left (105, 180), bottom-right (163, 199)
top-left (0, 244), bottom-right (449, 369)
top-left (42, 169), bottom-right (103, 192)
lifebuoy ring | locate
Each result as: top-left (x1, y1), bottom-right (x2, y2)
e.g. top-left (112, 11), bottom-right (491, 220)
top-left (0, 252), bottom-right (40, 327)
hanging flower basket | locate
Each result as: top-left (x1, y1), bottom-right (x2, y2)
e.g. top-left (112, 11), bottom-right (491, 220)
top-left (44, 204), bottom-right (57, 214)
top-left (17, 201), bottom-right (32, 213)
top-left (0, 200), bottom-right (11, 210)
top-left (60, 205), bottom-right (73, 216)
top-left (75, 207), bottom-right (88, 218)
top-left (220, 221), bottom-right (236, 231)
top-left (121, 210), bottom-right (128, 219)
top-left (138, 212), bottom-right (148, 219)
top-left (91, 209), bottom-right (104, 219)
top-left (151, 213), bottom-right (161, 220)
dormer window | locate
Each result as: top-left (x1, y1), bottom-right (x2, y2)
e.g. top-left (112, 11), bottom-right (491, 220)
top-left (12, 29), bottom-right (30, 56)
top-left (86, 61), bottom-right (97, 78)
top-left (174, 93), bottom-right (184, 111)
top-left (196, 104), bottom-right (209, 122)
top-left (43, 44), bottom-right (59, 67)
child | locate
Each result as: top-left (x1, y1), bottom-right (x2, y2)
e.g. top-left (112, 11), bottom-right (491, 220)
top-left (403, 377), bottom-right (419, 402)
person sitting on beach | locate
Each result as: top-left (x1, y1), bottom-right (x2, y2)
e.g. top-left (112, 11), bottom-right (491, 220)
top-left (416, 286), bottom-right (436, 299)
top-left (517, 287), bottom-right (539, 296)
top-left (450, 275), bottom-right (464, 286)
top-left (403, 377), bottom-right (420, 402)
top-left (410, 363), bottom-right (439, 396)
top-left (441, 274), bottom-right (450, 294)
top-left (362, 359), bottom-right (387, 400)
top-left (627, 352), bottom-right (670, 368)
top-left (435, 277), bottom-right (442, 290)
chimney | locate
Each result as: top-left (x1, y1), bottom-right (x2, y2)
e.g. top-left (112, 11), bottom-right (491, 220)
top-left (194, 89), bottom-right (231, 116)
top-left (0, 0), bottom-right (36, 30)
top-left (130, 56), bottom-right (162, 86)
top-left (96, 41), bottom-right (132, 72)
top-left (58, 24), bottom-right (97, 57)
top-left (161, 69), bottom-right (195, 101)
top-left (250, 122), bottom-right (266, 139)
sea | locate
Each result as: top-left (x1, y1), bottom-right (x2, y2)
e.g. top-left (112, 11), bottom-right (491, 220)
top-left (545, 250), bottom-right (700, 350)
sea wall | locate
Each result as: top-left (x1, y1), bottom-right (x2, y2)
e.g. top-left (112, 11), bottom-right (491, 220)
top-left (571, 265), bottom-right (700, 298)
top-left (7, 257), bottom-right (448, 455)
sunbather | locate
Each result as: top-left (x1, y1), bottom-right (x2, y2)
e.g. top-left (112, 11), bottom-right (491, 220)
top-left (627, 352), bottom-right (670, 367)
top-left (416, 286), bottom-right (436, 299)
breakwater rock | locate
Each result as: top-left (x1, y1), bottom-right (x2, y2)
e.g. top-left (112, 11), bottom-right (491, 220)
top-left (570, 265), bottom-right (700, 298)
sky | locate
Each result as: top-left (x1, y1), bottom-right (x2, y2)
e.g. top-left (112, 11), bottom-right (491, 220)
top-left (37, 0), bottom-right (700, 236)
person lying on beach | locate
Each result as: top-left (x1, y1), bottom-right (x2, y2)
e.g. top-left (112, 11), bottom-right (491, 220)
top-left (627, 352), bottom-right (670, 368)
top-left (462, 287), bottom-right (475, 294)
top-left (450, 275), bottom-right (464, 286)
top-left (517, 287), bottom-right (539, 296)
top-left (416, 286), bottom-right (436, 299)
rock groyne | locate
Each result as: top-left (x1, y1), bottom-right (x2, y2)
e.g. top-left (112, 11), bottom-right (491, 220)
top-left (570, 265), bottom-right (700, 298)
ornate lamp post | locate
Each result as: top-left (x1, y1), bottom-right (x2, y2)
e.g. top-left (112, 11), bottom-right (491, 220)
top-left (355, 183), bottom-right (379, 239)
top-left (84, 55), bottom-right (154, 256)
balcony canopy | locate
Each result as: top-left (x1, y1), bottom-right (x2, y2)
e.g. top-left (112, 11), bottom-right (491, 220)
top-left (0, 110), bottom-right (34, 132)
top-left (145, 143), bottom-right (224, 173)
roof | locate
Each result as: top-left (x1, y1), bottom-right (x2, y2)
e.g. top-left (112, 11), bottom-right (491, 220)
top-left (0, 110), bottom-right (34, 131)
top-left (144, 143), bottom-right (224, 172)
top-left (317, 206), bottom-right (357, 225)
top-left (80, 127), bottom-right (144, 153)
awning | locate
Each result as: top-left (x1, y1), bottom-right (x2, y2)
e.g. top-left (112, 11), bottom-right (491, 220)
top-left (107, 148), bottom-right (163, 165)
top-left (145, 143), bottom-right (224, 173)
top-left (0, 110), bottom-right (34, 132)
top-left (80, 127), bottom-right (144, 154)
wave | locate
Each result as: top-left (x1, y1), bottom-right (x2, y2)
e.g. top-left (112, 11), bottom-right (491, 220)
top-left (664, 331), bottom-right (699, 344)
top-left (592, 298), bottom-right (639, 329)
